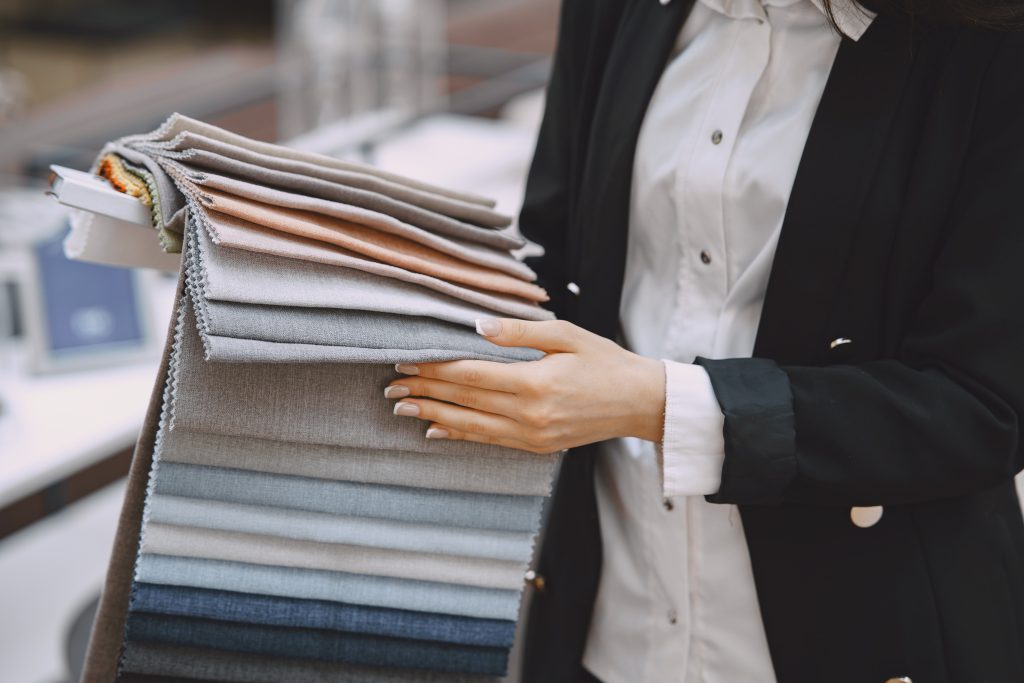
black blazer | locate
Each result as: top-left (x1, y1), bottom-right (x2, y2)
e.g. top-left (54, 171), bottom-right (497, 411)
top-left (518, 1), bottom-right (1024, 682)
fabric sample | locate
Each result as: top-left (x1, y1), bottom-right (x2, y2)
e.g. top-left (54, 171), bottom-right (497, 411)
top-left (151, 131), bottom-right (512, 229)
top-left (199, 300), bottom-right (542, 363)
top-left (151, 152), bottom-right (520, 252)
top-left (198, 190), bottom-right (546, 302)
top-left (130, 583), bottom-right (516, 648)
top-left (74, 113), bottom-right (561, 683)
top-left (136, 555), bottom-right (522, 621)
top-left (152, 463), bottom-right (543, 533)
top-left (118, 641), bottom-right (495, 682)
top-left (160, 428), bottom-right (558, 496)
top-left (99, 143), bottom-right (187, 236)
top-left (124, 614), bottom-right (508, 676)
top-left (97, 153), bottom-right (151, 202)
top-left (194, 219), bottom-right (551, 325)
top-left (186, 170), bottom-right (530, 274)
top-left (123, 112), bottom-right (498, 208)
top-left (146, 494), bottom-right (535, 562)
top-left (196, 210), bottom-right (552, 320)
top-left (168, 306), bottom-right (541, 461)
top-left (139, 523), bottom-right (527, 591)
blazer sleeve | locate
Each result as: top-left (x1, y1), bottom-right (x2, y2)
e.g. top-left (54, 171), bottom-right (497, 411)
top-left (696, 35), bottom-right (1024, 508)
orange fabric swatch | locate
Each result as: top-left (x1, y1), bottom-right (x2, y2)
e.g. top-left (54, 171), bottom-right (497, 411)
top-left (199, 188), bottom-right (548, 304)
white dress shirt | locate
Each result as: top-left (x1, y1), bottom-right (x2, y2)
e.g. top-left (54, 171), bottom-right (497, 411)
top-left (581, 1), bottom-right (874, 682)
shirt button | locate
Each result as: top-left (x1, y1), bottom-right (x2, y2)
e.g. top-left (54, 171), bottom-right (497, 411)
top-left (711, 129), bottom-right (724, 145)
top-left (700, 250), bottom-right (712, 264)
top-left (663, 498), bottom-right (674, 511)
top-left (566, 281), bottom-right (581, 295)
top-left (667, 608), bottom-right (678, 624)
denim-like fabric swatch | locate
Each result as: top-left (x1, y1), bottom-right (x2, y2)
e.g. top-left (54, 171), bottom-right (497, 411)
top-left (147, 494), bottom-right (535, 561)
top-left (135, 555), bottom-right (522, 621)
top-left (124, 614), bottom-right (509, 676)
top-left (118, 641), bottom-right (494, 683)
top-left (130, 583), bottom-right (516, 648)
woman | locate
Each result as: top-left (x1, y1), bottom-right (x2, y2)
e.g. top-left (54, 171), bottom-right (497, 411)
top-left (385, 0), bottom-right (1024, 680)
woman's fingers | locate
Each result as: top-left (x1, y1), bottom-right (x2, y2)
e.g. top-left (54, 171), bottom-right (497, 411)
top-left (392, 397), bottom-right (522, 440)
top-left (474, 318), bottom-right (583, 353)
top-left (385, 377), bottom-right (520, 418)
top-left (424, 423), bottom-right (556, 455)
top-left (394, 358), bottom-right (528, 392)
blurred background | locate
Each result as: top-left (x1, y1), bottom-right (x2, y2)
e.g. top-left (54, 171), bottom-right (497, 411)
top-left (0, 1), bottom-right (558, 680)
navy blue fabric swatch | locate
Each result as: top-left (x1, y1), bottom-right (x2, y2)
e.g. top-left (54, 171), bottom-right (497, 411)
top-left (130, 582), bottom-right (516, 648)
top-left (125, 613), bottom-right (509, 677)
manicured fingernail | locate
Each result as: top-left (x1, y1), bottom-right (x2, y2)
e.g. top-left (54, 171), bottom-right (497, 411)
top-left (475, 318), bottom-right (502, 337)
top-left (426, 427), bottom-right (449, 439)
top-left (384, 385), bottom-right (410, 399)
top-left (394, 401), bottom-right (420, 417)
top-left (395, 363), bottom-right (419, 375)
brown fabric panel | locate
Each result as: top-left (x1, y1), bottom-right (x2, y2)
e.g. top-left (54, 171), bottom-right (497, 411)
top-left (79, 274), bottom-right (184, 683)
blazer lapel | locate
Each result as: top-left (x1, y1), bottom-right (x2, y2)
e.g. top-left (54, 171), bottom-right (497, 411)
top-left (753, 16), bottom-right (916, 363)
top-left (571, 0), bottom-right (695, 336)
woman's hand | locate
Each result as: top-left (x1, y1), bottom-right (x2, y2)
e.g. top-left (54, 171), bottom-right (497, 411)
top-left (384, 318), bottom-right (666, 453)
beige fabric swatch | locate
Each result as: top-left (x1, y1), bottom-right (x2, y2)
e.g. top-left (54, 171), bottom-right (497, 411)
top-left (200, 188), bottom-right (548, 303)
top-left (198, 210), bottom-right (552, 320)
top-left (141, 523), bottom-right (527, 591)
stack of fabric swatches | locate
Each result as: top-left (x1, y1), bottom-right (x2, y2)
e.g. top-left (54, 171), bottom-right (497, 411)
top-left (62, 114), bottom-right (562, 683)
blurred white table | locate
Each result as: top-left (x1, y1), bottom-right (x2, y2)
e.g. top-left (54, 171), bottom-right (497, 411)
top-left (0, 275), bottom-right (176, 510)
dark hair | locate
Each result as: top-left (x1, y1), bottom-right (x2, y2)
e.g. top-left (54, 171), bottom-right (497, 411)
top-left (822, 0), bottom-right (1024, 30)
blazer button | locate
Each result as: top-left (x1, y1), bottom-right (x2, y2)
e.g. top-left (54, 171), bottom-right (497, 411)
top-left (829, 337), bottom-right (853, 350)
top-left (525, 569), bottom-right (547, 592)
top-left (851, 506), bottom-right (884, 528)
top-left (885, 677), bottom-right (912, 683)
top-left (566, 281), bottom-right (581, 296)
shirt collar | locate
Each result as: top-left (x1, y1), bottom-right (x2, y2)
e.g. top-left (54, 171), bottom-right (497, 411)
top-left (698, 0), bottom-right (875, 41)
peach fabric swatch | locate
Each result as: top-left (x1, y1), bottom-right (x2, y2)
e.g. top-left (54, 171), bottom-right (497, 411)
top-left (198, 209), bottom-right (554, 321)
top-left (199, 188), bottom-right (548, 303)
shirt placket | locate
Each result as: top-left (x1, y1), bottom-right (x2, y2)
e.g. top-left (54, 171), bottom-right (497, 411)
top-left (682, 16), bottom-right (773, 683)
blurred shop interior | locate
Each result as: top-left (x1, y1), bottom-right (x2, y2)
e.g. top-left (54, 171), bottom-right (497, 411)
top-left (0, 1), bottom-right (557, 680)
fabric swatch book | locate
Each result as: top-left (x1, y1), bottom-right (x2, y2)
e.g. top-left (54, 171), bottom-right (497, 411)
top-left (49, 113), bottom-right (561, 683)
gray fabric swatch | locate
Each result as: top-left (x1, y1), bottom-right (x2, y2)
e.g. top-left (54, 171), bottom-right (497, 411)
top-left (147, 130), bottom-right (511, 230)
top-left (119, 641), bottom-right (494, 683)
top-left (152, 462), bottom-right (543, 533)
top-left (200, 299), bottom-right (542, 362)
top-left (135, 555), bottom-right (521, 621)
top-left (140, 523), bottom-right (527, 591)
top-left (152, 153), bottom-right (521, 251)
top-left (159, 429), bottom-right (558, 497)
top-left (147, 494), bottom-right (535, 562)
top-left (194, 208), bottom-right (554, 321)
top-left (169, 302), bottom-right (543, 461)
top-left (195, 221), bottom-right (551, 325)
top-left (185, 170), bottom-right (528, 272)
top-left (121, 112), bottom-right (497, 208)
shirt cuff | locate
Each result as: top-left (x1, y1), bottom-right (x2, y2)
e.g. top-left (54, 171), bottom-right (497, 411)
top-left (657, 359), bottom-right (726, 498)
